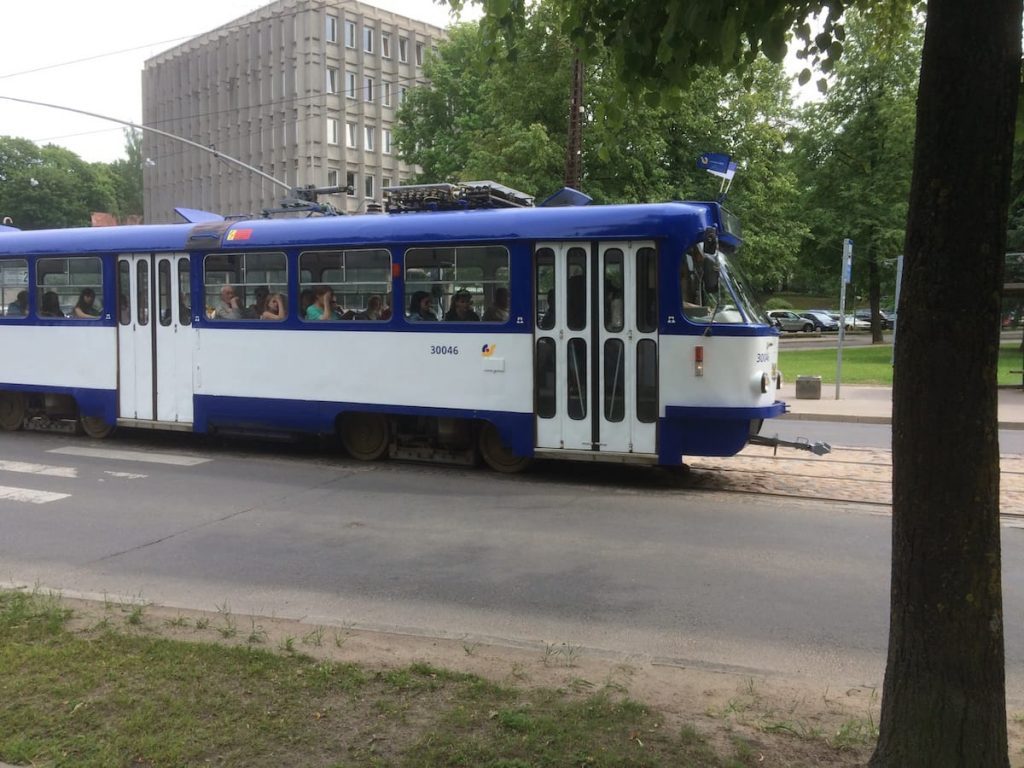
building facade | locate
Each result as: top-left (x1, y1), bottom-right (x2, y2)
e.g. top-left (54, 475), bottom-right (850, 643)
top-left (141, 0), bottom-right (443, 222)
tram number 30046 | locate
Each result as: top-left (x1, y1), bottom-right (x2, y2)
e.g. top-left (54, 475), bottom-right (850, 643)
top-left (430, 345), bottom-right (460, 356)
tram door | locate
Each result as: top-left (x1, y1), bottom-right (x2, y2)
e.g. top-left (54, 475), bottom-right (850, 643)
top-left (534, 242), bottom-right (658, 456)
top-left (117, 254), bottom-right (194, 423)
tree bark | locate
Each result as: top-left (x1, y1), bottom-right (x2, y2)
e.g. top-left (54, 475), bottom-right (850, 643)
top-left (871, 1), bottom-right (1021, 765)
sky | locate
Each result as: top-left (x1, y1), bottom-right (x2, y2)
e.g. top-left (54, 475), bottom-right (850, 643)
top-left (0, 0), bottom-right (473, 164)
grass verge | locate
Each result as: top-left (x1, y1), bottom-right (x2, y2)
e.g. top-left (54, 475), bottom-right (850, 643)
top-left (780, 343), bottom-right (1024, 386)
top-left (0, 589), bottom-right (875, 768)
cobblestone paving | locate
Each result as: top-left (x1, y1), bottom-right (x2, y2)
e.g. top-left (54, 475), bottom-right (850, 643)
top-left (687, 445), bottom-right (1024, 515)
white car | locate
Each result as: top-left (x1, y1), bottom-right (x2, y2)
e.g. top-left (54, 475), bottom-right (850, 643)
top-left (767, 310), bottom-right (815, 332)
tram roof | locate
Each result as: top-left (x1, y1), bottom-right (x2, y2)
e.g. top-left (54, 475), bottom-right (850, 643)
top-left (0, 201), bottom-right (727, 256)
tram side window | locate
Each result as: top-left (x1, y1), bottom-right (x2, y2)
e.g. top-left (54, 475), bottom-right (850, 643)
top-left (536, 248), bottom-right (555, 329)
top-left (36, 257), bottom-right (103, 320)
top-left (178, 260), bottom-right (192, 326)
top-left (203, 252), bottom-right (287, 321)
top-left (635, 247), bottom-right (657, 333)
top-left (405, 245), bottom-right (509, 323)
top-left (298, 249), bottom-right (391, 321)
top-left (0, 259), bottom-right (28, 318)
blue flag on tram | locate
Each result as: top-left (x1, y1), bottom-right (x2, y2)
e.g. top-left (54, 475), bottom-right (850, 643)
top-left (697, 152), bottom-right (731, 175)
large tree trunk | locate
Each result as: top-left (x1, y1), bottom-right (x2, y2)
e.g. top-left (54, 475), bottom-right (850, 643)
top-left (870, 1), bottom-right (1021, 766)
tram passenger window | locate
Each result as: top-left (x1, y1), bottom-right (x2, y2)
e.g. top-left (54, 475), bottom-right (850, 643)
top-left (535, 249), bottom-right (555, 330)
top-left (566, 248), bottom-right (587, 331)
top-left (36, 257), bottom-right (103, 320)
top-left (636, 338), bottom-right (658, 423)
top-left (298, 249), bottom-right (391, 322)
top-left (603, 249), bottom-right (624, 333)
top-left (137, 261), bottom-right (149, 325)
top-left (178, 260), bottom-right (192, 326)
top-left (158, 260), bottom-right (172, 326)
top-left (636, 247), bottom-right (657, 333)
top-left (567, 338), bottom-right (588, 420)
top-left (604, 339), bottom-right (625, 422)
top-left (405, 245), bottom-right (509, 323)
top-left (203, 252), bottom-right (287, 321)
top-left (536, 337), bottom-right (557, 418)
top-left (118, 260), bottom-right (130, 325)
top-left (0, 259), bottom-right (28, 319)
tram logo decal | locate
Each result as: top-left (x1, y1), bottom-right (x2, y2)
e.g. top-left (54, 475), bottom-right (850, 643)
top-left (226, 228), bottom-right (253, 241)
top-left (481, 344), bottom-right (497, 357)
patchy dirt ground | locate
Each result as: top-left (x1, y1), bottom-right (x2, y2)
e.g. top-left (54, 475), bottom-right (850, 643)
top-left (55, 595), bottom-right (1020, 767)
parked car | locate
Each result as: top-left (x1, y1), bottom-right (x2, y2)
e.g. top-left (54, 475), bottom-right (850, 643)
top-left (853, 308), bottom-right (892, 330)
top-left (767, 309), bottom-right (815, 332)
top-left (798, 311), bottom-right (839, 332)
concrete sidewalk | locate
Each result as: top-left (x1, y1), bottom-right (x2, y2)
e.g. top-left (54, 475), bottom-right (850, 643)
top-left (779, 382), bottom-right (1024, 430)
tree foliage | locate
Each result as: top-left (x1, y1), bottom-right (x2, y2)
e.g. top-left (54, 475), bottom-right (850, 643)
top-left (397, 5), bottom-right (804, 287)
top-left (0, 137), bottom-right (115, 230)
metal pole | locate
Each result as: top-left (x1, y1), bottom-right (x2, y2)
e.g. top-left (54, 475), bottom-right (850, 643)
top-left (564, 55), bottom-right (584, 189)
top-left (836, 238), bottom-right (853, 399)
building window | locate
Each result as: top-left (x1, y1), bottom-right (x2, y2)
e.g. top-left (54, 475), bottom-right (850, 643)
top-left (383, 128), bottom-right (392, 155)
top-left (346, 121), bottom-right (358, 148)
top-left (346, 72), bottom-right (356, 99)
top-left (415, 42), bottom-right (424, 66)
top-left (399, 36), bottom-right (408, 62)
top-left (364, 76), bottom-right (374, 102)
top-left (364, 26), bottom-right (374, 53)
top-left (326, 14), bottom-right (338, 43)
top-left (345, 20), bottom-right (356, 48)
top-left (326, 67), bottom-right (339, 94)
top-left (381, 31), bottom-right (391, 58)
top-left (382, 81), bottom-right (392, 107)
top-left (346, 171), bottom-right (356, 191)
top-left (327, 169), bottom-right (339, 187)
top-left (399, 85), bottom-right (408, 104)
top-left (327, 118), bottom-right (339, 145)
top-left (382, 175), bottom-right (392, 189)
top-left (365, 125), bottom-right (375, 152)
top-left (365, 174), bottom-right (375, 199)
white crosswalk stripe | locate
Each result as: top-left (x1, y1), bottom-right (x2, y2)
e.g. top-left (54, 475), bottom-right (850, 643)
top-left (0, 485), bottom-right (70, 504)
top-left (0, 460), bottom-right (77, 478)
top-left (47, 446), bottom-right (210, 466)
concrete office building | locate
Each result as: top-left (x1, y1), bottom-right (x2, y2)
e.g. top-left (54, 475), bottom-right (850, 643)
top-left (141, 0), bottom-right (443, 222)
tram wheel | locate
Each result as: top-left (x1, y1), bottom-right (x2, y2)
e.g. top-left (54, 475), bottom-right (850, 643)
top-left (0, 391), bottom-right (26, 431)
top-left (478, 422), bottom-right (532, 474)
top-left (79, 415), bottom-right (115, 439)
top-left (339, 413), bottom-right (390, 461)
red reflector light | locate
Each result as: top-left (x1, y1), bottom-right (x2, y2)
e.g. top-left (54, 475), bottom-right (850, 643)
top-left (694, 345), bottom-right (704, 362)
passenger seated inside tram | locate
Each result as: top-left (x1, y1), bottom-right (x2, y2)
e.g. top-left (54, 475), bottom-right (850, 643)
top-left (407, 290), bottom-right (436, 321)
top-left (6, 290), bottom-right (27, 317)
top-left (539, 289), bottom-right (555, 329)
top-left (261, 293), bottom-right (286, 320)
top-left (355, 294), bottom-right (383, 320)
top-left (305, 285), bottom-right (344, 320)
top-left (299, 288), bottom-right (316, 318)
top-left (483, 287), bottom-right (510, 322)
top-left (215, 285), bottom-right (243, 320)
top-left (248, 286), bottom-right (269, 319)
top-left (39, 290), bottom-right (64, 318)
top-left (73, 287), bottom-right (100, 318)
top-left (444, 290), bottom-right (479, 321)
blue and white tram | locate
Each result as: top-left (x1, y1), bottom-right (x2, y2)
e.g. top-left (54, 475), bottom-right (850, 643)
top-left (0, 195), bottom-right (784, 471)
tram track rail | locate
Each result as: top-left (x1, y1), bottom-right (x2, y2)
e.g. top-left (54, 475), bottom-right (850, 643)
top-left (684, 444), bottom-right (1024, 524)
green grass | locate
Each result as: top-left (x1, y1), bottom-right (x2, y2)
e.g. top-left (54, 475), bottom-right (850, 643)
top-left (0, 589), bottom-right (869, 768)
top-left (779, 343), bottom-right (1024, 386)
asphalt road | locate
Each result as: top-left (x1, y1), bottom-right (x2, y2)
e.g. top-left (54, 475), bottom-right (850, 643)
top-left (2, 428), bottom-right (1023, 702)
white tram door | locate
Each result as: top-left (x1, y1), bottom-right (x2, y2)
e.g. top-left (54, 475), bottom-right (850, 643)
top-left (534, 242), bottom-right (658, 456)
top-left (117, 254), bottom-right (194, 424)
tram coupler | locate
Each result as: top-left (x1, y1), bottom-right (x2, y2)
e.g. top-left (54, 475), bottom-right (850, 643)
top-left (748, 434), bottom-right (832, 456)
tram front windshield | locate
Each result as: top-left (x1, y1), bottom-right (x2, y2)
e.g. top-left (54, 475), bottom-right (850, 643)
top-left (681, 247), bottom-right (769, 325)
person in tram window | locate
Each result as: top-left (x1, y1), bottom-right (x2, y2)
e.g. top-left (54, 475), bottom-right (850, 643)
top-left (483, 286), bottom-right (510, 322)
top-left (260, 292), bottom-right (287, 320)
top-left (355, 294), bottom-right (382, 320)
top-left (407, 290), bottom-right (436, 321)
top-left (305, 285), bottom-right (343, 320)
top-left (5, 290), bottom-right (27, 317)
top-left (215, 285), bottom-right (243, 320)
top-left (39, 291), bottom-right (65, 318)
top-left (247, 286), bottom-right (269, 319)
top-left (73, 287), bottom-right (100, 318)
top-left (444, 289), bottom-right (480, 322)
top-left (299, 288), bottom-right (316, 318)
top-left (539, 289), bottom-right (555, 329)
